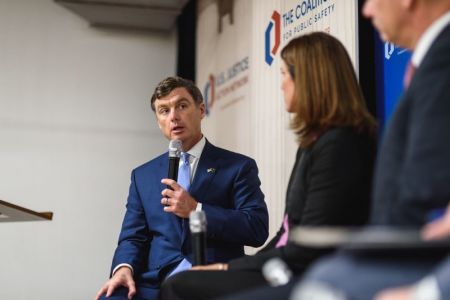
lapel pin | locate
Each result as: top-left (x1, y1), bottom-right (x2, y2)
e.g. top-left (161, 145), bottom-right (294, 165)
top-left (207, 168), bottom-right (216, 173)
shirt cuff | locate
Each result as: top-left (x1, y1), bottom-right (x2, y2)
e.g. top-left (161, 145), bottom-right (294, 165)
top-left (112, 263), bottom-right (134, 276)
top-left (411, 276), bottom-right (440, 300)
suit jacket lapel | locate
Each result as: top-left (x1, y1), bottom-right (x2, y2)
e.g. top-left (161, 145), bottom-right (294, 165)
top-left (189, 140), bottom-right (219, 203)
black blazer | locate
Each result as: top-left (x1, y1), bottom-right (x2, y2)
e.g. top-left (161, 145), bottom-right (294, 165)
top-left (229, 127), bottom-right (376, 273)
top-left (371, 24), bottom-right (450, 227)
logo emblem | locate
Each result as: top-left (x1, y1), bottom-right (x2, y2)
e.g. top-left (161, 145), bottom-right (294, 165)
top-left (203, 74), bottom-right (215, 116)
top-left (385, 42), bottom-right (395, 60)
top-left (265, 10), bottom-right (281, 66)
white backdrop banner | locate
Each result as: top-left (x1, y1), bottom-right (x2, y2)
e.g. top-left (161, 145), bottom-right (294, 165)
top-left (197, 0), bottom-right (358, 250)
top-left (197, 0), bottom-right (253, 154)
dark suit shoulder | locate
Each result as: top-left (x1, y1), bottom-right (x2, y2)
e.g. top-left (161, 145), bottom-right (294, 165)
top-left (131, 141), bottom-right (256, 175)
top-left (412, 24), bottom-right (450, 95)
top-left (312, 127), bottom-right (374, 153)
top-left (421, 23), bottom-right (450, 68)
top-left (133, 152), bottom-right (167, 174)
top-left (205, 143), bottom-right (256, 164)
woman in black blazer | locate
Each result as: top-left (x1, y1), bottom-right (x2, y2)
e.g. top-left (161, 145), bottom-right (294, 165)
top-left (159, 32), bottom-right (377, 300)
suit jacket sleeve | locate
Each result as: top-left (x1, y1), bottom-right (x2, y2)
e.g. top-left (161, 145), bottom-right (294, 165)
top-left (110, 170), bottom-right (151, 275)
top-left (229, 130), bottom-right (373, 272)
top-left (201, 158), bottom-right (269, 247)
top-left (432, 254), bottom-right (450, 299)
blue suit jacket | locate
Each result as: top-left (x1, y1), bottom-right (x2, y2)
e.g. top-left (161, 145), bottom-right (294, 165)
top-left (110, 140), bottom-right (268, 288)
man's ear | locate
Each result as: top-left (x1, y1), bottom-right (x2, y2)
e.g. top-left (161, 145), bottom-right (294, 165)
top-left (199, 102), bottom-right (206, 119)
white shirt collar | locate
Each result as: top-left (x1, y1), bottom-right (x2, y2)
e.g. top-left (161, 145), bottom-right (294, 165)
top-left (412, 11), bottom-right (450, 67)
top-left (185, 136), bottom-right (206, 160)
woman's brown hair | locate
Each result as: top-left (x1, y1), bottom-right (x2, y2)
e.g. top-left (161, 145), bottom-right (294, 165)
top-left (281, 32), bottom-right (377, 148)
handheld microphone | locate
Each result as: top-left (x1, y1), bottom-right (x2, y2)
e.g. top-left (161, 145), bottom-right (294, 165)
top-left (189, 211), bottom-right (207, 266)
top-left (168, 140), bottom-right (182, 189)
top-left (262, 257), bottom-right (292, 286)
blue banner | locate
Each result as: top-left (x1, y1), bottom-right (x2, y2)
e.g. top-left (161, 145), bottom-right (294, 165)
top-left (375, 34), bottom-right (411, 132)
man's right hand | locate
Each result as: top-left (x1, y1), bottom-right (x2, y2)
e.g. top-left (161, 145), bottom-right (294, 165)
top-left (422, 204), bottom-right (450, 240)
top-left (95, 267), bottom-right (136, 300)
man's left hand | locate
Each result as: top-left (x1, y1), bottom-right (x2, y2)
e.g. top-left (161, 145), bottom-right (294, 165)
top-left (161, 178), bottom-right (198, 218)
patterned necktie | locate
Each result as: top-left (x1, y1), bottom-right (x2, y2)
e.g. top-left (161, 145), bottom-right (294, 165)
top-left (178, 152), bottom-right (191, 191)
top-left (178, 152), bottom-right (191, 254)
top-left (403, 60), bottom-right (416, 88)
top-left (167, 152), bottom-right (193, 276)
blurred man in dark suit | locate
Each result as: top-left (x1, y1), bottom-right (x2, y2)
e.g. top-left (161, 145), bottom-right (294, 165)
top-left (292, 0), bottom-right (450, 299)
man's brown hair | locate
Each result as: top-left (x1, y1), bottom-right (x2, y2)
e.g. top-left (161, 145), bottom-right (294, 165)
top-left (150, 76), bottom-right (203, 111)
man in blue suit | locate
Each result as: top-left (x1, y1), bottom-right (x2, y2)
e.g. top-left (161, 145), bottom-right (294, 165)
top-left (291, 0), bottom-right (450, 299)
top-left (95, 76), bottom-right (269, 300)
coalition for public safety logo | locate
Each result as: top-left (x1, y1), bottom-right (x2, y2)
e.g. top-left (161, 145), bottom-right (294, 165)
top-left (203, 74), bottom-right (215, 116)
top-left (265, 10), bottom-right (281, 66)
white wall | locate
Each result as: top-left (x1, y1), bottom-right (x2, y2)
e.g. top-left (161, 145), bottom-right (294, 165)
top-left (0, 0), bottom-right (176, 299)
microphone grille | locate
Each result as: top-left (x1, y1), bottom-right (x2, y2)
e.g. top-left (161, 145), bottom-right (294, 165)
top-left (168, 140), bottom-right (182, 158)
top-left (262, 258), bottom-right (292, 287)
top-left (189, 211), bottom-right (207, 233)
